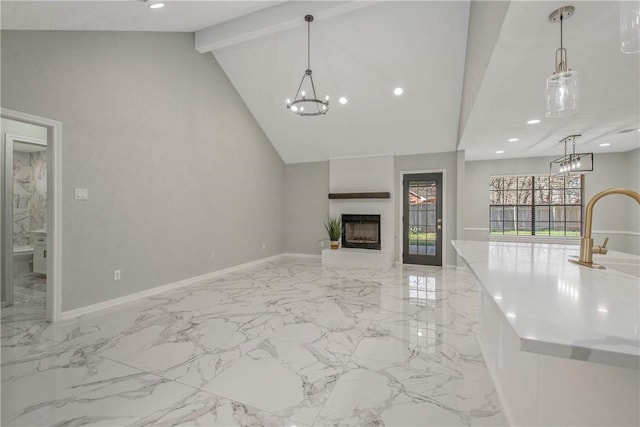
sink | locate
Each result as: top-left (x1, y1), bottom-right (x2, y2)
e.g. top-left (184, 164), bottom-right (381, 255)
top-left (593, 256), bottom-right (640, 278)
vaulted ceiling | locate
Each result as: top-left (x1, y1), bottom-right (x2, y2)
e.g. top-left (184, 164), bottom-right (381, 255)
top-left (2, 1), bottom-right (639, 163)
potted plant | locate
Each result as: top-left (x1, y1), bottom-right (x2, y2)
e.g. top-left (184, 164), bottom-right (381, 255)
top-left (324, 214), bottom-right (342, 249)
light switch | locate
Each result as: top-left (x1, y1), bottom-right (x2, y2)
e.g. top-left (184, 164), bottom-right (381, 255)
top-left (75, 188), bottom-right (89, 200)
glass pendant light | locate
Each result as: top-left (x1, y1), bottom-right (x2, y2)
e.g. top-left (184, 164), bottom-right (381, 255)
top-left (545, 6), bottom-right (579, 118)
top-left (620, 1), bottom-right (640, 53)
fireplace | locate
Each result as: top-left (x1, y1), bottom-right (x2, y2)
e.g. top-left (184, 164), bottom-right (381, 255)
top-left (341, 214), bottom-right (381, 250)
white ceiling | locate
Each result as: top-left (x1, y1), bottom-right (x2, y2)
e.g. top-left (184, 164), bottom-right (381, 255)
top-left (2, 1), bottom-right (639, 163)
top-left (459, 1), bottom-right (640, 160)
top-left (14, 141), bottom-right (47, 153)
top-left (212, 1), bottom-right (469, 163)
top-left (0, 1), bottom-right (283, 32)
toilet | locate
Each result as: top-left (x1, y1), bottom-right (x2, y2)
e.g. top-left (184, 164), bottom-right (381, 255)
top-left (13, 245), bottom-right (34, 277)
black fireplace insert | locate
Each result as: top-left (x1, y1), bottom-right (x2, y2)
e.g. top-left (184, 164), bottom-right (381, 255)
top-left (341, 214), bottom-right (381, 250)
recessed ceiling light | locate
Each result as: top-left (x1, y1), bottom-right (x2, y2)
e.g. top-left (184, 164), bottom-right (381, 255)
top-left (149, 2), bottom-right (164, 8)
top-left (508, 138), bottom-right (519, 142)
top-left (496, 150), bottom-right (505, 154)
top-left (599, 143), bottom-right (611, 147)
top-left (527, 119), bottom-right (541, 124)
top-left (339, 97), bottom-right (348, 105)
top-left (394, 87), bottom-right (404, 96)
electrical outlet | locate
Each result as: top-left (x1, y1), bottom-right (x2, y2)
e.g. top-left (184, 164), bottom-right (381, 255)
top-left (262, 243), bottom-right (266, 250)
top-left (320, 240), bottom-right (325, 248)
top-left (113, 269), bottom-right (121, 281)
top-left (210, 252), bottom-right (215, 260)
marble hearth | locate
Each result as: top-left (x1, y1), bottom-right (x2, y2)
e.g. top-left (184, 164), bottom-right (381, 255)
top-left (321, 247), bottom-right (395, 269)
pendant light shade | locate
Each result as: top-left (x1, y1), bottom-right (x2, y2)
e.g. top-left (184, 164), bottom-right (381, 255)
top-left (620, 0), bottom-right (640, 53)
top-left (286, 15), bottom-right (329, 117)
top-left (545, 6), bottom-right (579, 118)
top-left (545, 70), bottom-right (579, 118)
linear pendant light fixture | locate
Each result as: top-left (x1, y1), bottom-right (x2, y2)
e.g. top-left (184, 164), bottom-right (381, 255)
top-left (549, 134), bottom-right (593, 175)
top-left (286, 15), bottom-right (329, 116)
top-left (545, 6), bottom-right (579, 118)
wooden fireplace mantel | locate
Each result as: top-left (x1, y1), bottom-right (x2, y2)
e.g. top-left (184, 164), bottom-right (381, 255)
top-left (328, 192), bottom-right (390, 200)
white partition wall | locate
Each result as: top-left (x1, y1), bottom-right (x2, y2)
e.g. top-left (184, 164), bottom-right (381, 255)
top-left (325, 155), bottom-right (395, 268)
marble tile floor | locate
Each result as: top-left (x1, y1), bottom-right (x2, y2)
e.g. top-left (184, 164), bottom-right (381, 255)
top-left (1, 258), bottom-right (507, 426)
top-left (1, 273), bottom-right (47, 330)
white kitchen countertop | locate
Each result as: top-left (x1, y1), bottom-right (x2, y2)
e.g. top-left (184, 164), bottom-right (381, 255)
top-left (453, 240), bottom-right (640, 369)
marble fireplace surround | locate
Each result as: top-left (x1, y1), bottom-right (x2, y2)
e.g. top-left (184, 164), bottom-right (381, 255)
top-left (325, 155), bottom-right (395, 268)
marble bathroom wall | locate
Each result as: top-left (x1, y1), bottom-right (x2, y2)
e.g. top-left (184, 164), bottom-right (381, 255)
top-left (13, 149), bottom-right (47, 247)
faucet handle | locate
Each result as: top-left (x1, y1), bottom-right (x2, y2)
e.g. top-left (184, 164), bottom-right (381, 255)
top-left (592, 237), bottom-right (609, 255)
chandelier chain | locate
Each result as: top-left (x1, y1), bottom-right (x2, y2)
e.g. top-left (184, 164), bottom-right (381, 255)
top-left (307, 20), bottom-right (311, 71)
top-left (560, 13), bottom-right (563, 51)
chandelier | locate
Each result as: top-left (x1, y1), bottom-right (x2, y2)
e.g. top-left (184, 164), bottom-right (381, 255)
top-left (545, 6), bottom-right (579, 118)
top-left (549, 134), bottom-right (593, 175)
top-left (286, 15), bottom-right (329, 116)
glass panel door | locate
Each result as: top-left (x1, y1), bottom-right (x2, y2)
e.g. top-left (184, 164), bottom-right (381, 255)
top-left (403, 173), bottom-right (443, 265)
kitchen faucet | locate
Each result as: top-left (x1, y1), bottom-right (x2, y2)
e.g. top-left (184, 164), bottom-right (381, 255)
top-left (569, 188), bottom-right (640, 269)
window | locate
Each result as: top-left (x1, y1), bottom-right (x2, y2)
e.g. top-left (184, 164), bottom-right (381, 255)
top-left (489, 174), bottom-right (583, 237)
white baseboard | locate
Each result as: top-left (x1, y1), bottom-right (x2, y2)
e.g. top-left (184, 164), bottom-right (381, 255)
top-left (282, 252), bottom-right (322, 259)
top-left (60, 254), bottom-right (284, 320)
top-left (464, 228), bottom-right (639, 237)
top-left (592, 229), bottom-right (640, 236)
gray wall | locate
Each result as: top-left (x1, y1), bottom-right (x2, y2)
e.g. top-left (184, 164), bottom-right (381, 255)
top-left (283, 161), bottom-right (329, 255)
top-left (283, 152), bottom-right (460, 266)
top-left (1, 31), bottom-right (285, 311)
top-left (464, 151), bottom-right (640, 255)
top-left (395, 152), bottom-right (458, 266)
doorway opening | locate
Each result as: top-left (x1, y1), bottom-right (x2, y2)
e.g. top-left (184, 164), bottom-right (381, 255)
top-left (1, 109), bottom-right (62, 323)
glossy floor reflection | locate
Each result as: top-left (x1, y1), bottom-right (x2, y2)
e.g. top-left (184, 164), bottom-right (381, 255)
top-left (1, 274), bottom-right (47, 331)
top-left (1, 257), bottom-right (506, 426)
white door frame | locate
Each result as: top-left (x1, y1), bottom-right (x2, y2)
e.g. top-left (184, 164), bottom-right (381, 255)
top-left (2, 108), bottom-right (62, 322)
top-left (398, 169), bottom-right (447, 265)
